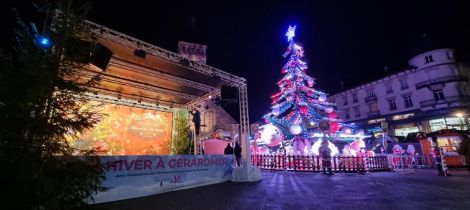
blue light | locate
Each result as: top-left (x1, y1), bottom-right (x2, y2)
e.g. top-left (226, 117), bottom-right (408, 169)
top-left (35, 35), bottom-right (52, 49)
top-left (40, 37), bottom-right (49, 45)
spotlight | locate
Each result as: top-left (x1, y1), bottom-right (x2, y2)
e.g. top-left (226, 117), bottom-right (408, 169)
top-left (35, 35), bottom-right (52, 49)
top-left (40, 37), bottom-right (49, 45)
top-left (133, 49), bottom-right (146, 58)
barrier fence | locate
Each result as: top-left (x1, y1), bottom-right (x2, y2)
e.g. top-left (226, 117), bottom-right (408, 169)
top-left (387, 154), bottom-right (436, 170)
top-left (251, 154), bottom-right (390, 173)
top-left (250, 154), bottom-right (465, 173)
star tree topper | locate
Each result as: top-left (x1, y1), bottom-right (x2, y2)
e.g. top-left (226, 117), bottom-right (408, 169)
top-left (286, 25), bottom-right (296, 42)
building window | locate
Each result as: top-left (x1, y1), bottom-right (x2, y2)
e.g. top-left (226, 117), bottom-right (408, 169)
top-left (400, 79), bottom-right (408, 90)
top-left (385, 83), bottom-right (393, 94)
top-left (403, 95), bottom-right (413, 108)
top-left (425, 55), bottom-right (434, 63)
top-left (456, 84), bottom-right (468, 97)
top-left (366, 89), bottom-right (375, 97)
top-left (429, 119), bottom-right (446, 132)
top-left (352, 93), bottom-right (358, 103)
top-left (446, 117), bottom-right (468, 130)
top-left (369, 102), bottom-right (379, 113)
top-left (344, 109), bottom-right (350, 120)
top-left (388, 98), bottom-right (397, 111)
top-left (353, 106), bottom-right (360, 117)
top-left (430, 118), bottom-right (468, 131)
top-left (342, 96), bottom-right (348, 106)
top-left (433, 90), bottom-right (445, 101)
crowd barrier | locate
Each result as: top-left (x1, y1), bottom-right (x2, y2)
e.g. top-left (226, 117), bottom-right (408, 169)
top-left (251, 154), bottom-right (390, 173)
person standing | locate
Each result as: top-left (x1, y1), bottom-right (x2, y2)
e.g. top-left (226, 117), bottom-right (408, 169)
top-left (234, 142), bottom-right (242, 167)
top-left (190, 108), bottom-right (201, 136)
top-left (458, 134), bottom-right (470, 172)
top-left (432, 136), bottom-right (448, 176)
top-left (319, 139), bottom-right (333, 175)
top-left (224, 143), bottom-right (234, 155)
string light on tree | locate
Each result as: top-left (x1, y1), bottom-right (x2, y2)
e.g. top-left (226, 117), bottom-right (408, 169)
top-left (263, 25), bottom-right (354, 150)
top-left (289, 124), bottom-right (302, 135)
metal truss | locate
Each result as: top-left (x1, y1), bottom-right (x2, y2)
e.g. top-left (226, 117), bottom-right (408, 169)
top-left (238, 84), bottom-right (250, 136)
top-left (81, 92), bottom-right (174, 112)
top-left (84, 20), bottom-right (246, 87)
top-left (84, 20), bottom-right (250, 141)
top-left (81, 67), bottom-right (197, 101)
top-left (109, 58), bottom-right (215, 93)
top-left (184, 89), bottom-right (221, 109)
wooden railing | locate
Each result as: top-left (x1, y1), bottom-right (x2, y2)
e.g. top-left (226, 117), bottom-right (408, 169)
top-left (251, 154), bottom-right (391, 173)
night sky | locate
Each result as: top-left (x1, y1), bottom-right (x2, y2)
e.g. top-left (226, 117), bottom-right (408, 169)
top-left (3, 0), bottom-right (470, 123)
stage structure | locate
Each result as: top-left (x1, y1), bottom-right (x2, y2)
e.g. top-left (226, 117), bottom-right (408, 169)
top-left (74, 20), bottom-right (250, 160)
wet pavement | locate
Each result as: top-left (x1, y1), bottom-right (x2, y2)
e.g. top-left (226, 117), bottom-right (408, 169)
top-left (88, 169), bottom-right (470, 210)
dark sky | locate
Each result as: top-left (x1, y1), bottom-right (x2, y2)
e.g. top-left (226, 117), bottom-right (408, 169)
top-left (3, 0), bottom-right (470, 122)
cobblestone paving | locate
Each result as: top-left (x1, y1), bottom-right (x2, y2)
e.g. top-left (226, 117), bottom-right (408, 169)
top-left (88, 169), bottom-right (470, 210)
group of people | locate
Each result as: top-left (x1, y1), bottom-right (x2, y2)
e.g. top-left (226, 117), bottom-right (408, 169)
top-left (191, 107), bottom-right (244, 167)
top-left (224, 142), bottom-right (242, 167)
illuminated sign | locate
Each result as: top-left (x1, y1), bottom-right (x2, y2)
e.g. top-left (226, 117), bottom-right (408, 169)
top-left (392, 113), bottom-right (415, 121)
top-left (368, 118), bottom-right (385, 124)
top-left (68, 102), bottom-right (173, 155)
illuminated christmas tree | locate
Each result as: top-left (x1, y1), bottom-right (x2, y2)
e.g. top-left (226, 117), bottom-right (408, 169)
top-left (263, 26), bottom-right (342, 147)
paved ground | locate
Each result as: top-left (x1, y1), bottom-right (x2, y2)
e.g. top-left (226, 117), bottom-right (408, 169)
top-left (88, 169), bottom-right (470, 210)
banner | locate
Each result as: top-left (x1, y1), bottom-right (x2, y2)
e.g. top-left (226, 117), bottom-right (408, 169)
top-left (177, 41), bottom-right (207, 64)
top-left (69, 102), bottom-right (173, 155)
top-left (91, 155), bottom-right (233, 203)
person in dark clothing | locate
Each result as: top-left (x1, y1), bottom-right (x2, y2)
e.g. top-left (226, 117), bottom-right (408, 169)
top-left (190, 108), bottom-right (201, 136)
top-left (319, 139), bottom-right (333, 175)
top-left (458, 135), bottom-right (470, 172)
top-left (234, 142), bottom-right (242, 167)
top-left (432, 136), bottom-right (449, 176)
top-left (224, 143), bottom-right (234, 155)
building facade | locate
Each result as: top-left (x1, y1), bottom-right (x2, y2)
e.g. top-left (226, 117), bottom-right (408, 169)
top-left (330, 49), bottom-right (470, 138)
